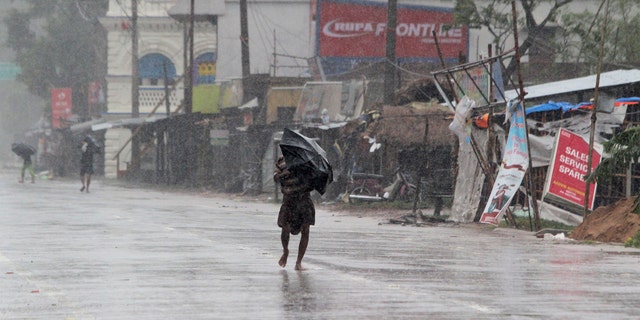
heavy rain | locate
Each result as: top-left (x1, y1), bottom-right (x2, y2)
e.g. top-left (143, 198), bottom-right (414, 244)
top-left (2, 0), bottom-right (640, 318)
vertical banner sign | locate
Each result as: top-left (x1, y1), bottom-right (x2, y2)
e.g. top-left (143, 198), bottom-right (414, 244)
top-left (543, 128), bottom-right (601, 211)
top-left (51, 88), bottom-right (72, 128)
top-left (480, 101), bottom-right (529, 225)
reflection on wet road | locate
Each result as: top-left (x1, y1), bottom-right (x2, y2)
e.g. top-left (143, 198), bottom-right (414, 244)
top-left (1, 173), bottom-right (639, 319)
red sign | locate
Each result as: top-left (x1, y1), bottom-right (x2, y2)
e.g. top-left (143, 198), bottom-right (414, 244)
top-left (317, 0), bottom-right (467, 59)
top-left (544, 128), bottom-right (601, 210)
top-left (51, 88), bottom-right (72, 128)
top-left (88, 82), bottom-right (102, 105)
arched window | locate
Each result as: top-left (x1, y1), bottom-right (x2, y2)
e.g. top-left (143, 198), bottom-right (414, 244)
top-left (194, 52), bottom-right (216, 85)
top-left (139, 53), bottom-right (177, 86)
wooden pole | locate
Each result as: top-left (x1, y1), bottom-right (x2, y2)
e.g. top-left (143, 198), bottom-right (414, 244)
top-left (185, 0), bottom-right (194, 114)
top-left (240, 0), bottom-right (250, 102)
top-left (511, 1), bottom-right (540, 230)
top-left (163, 61), bottom-right (171, 117)
top-left (584, 0), bottom-right (609, 216)
top-left (412, 116), bottom-right (429, 215)
top-left (383, 0), bottom-right (397, 105)
top-left (130, 0), bottom-right (140, 172)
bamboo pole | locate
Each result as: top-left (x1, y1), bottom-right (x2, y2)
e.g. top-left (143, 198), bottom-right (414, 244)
top-left (511, 1), bottom-right (539, 230)
top-left (584, 0), bottom-right (609, 216)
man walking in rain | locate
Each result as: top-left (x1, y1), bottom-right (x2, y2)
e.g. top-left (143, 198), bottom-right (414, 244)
top-left (274, 156), bottom-right (315, 271)
top-left (12, 142), bottom-right (36, 184)
top-left (79, 136), bottom-right (99, 193)
top-left (19, 152), bottom-right (35, 183)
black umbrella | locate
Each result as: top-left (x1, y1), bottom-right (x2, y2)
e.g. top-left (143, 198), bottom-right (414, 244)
top-left (83, 135), bottom-right (101, 154)
top-left (11, 142), bottom-right (36, 158)
top-left (279, 128), bottom-right (333, 195)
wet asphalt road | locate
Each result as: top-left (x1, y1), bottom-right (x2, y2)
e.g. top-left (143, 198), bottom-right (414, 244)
top-left (1, 171), bottom-right (640, 320)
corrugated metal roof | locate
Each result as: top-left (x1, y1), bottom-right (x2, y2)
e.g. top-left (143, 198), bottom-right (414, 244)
top-left (505, 69), bottom-right (640, 100)
top-left (91, 116), bottom-right (165, 131)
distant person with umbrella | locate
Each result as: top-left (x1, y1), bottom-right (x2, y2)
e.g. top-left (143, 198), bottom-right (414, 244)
top-left (79, 136), bottom-right (100, 193)
top-left (275, 128), bottom-right (332, 271)
top-left (12, 142), bottom-right (36, 183)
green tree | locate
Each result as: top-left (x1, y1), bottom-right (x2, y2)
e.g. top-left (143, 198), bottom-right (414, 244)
top-left (454, 0), bottom-right (573, 79)
top-left (3, 0), bottom-right (108, 120)
top-left (586, 126), bottom-right (640, 212)
top-left (558, 0), bottom-right (640, 68)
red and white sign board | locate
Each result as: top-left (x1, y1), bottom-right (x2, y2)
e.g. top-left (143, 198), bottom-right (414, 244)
top-left (317, 0), bottom-right (467, 59)
top-left (543, 128), bottom-right (602, 211)
top-left (88, 82), bottom-right (102, 105)
top-left (51, 88), bottom-right (72, 128)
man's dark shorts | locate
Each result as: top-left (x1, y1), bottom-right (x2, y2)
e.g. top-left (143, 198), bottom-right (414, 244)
top-left (80, 164), bottom-right (94, 176)
top-left (278, 192), bottom-right (315, 235)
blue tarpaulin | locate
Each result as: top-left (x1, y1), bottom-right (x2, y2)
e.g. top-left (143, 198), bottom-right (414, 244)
top-left (525, 101), bottom-right (574, 115)
top-left (615, 97), bottom-right (640, 105)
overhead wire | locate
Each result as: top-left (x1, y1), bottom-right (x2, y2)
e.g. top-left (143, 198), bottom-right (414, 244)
top-left (247, 1), bottom-right (307, 74)
top-left (247, 3), bottom-right (273, 64)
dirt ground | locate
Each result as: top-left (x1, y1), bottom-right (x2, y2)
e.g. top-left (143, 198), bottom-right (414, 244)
top-left (210, 188), bottom-right (640, 244)
top-left (569, 196), bottom-right (640, 243)
top-left (323, 201), bottom-right (412, 221)
top-left (328, 197), bottom-right (640, 244)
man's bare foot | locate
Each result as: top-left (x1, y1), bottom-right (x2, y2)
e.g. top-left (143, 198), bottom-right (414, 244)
top-left (80, 186), bottom-right (85, 192)
top-left (279, 250), bottom-right (289, 268)
top-left (294, 263), bottom-right (305, 271)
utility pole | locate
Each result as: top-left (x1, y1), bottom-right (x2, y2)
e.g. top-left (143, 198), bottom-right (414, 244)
top-left (240, 0), bottom-right (250, 102)
top-left (184, 0), bottom-right (194, 114)
top-left (163, 61), bottom-right (171, 117)
top-left (272, 29), bottom-right (276, 77)
top-left (131, 0), bottom-right (140, 172)
top-left (585, 0), bottom-right (609, 216)
top-left (383, 0), bottom-right (397, 105)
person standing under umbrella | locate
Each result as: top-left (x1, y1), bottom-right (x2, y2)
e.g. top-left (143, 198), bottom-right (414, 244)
top-left (274, 156), bottom-right (315, 271)
top-left (79, 136), bottom-right (100, 193)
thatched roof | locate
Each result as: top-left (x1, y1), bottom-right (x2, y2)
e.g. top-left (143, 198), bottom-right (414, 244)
top-left (394, 77), bottom-right (453, 106)
top-left (366, 101), bottom-right (457, 147)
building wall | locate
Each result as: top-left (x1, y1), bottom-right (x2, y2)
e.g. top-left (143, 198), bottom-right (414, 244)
top-left (101, 16), bottom-right (216, 115)
top-left (102, 0), bottom-right (218, 177)
top-left (104, 128), bottom-right (132, 179)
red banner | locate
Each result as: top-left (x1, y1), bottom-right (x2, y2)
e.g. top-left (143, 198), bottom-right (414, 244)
top-left (51, 88), bottom-right (72, 128)
top-left (544, 128), bottom-right (601, 211)
top-left (317, 0), bottom-right (467, 59)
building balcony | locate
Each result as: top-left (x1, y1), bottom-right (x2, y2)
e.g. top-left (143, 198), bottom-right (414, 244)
top-left (139, 85), bottom-right (184, 115)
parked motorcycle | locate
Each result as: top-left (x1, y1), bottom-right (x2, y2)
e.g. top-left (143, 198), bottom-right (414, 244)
top-left (346, 172), bottom-right (385, 203)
